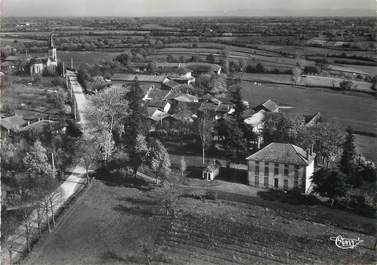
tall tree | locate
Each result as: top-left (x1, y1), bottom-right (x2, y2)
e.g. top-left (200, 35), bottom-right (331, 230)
top-left (78, 137), bottom-right (98, 183)
top-left (130, 134), bottom-right (149, 177)
top-left (180, 156), bottom-right (187, 178)
top-left (86, 86), bottom-right (128, 165)
top-left (147, 139), bottom-right (171, 183)
top-left (340, 127), bottom-right (356, 176)
top-left (292, 66), bottom-right (302, 86)
top-left (262, 112), bottom-right (292, 145)
top-left (311, 168), bottom-right (349, 205)
top-left (197, 109), bottom-right (215, 164)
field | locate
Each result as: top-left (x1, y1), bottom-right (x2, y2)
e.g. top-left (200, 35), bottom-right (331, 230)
top-left (354, 135), bottom-right (377, 163)
top-left (22, 178), bottom-right (376, 265)
top-left (31, 51), bottom-right (121, 68)
top-left (1, 76), bottom-right (69, 120)
top-left (240, 81), bottom-right (377, 134)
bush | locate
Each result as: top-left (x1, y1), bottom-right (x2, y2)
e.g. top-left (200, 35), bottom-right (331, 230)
top-left (191, 191), bottom-right (207, 200)
top-left (206, 191), bottom-right (218, 200)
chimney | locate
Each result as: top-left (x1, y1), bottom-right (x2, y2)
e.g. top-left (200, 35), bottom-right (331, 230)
top-left (310, 144), bottom-right (314, 156)
top-left (306, 148), bottom-right (310, 160)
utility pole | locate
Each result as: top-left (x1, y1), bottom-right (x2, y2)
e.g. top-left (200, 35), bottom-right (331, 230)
top-left (51, 152), bottom-right (55, 179)
top-left (71, 57), bottom-right (73, 69)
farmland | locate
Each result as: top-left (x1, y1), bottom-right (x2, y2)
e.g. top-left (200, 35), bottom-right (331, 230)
top-left (22, 179), bottom-right (376, 265)
top-left (239, 81), bottom-right (377, 134)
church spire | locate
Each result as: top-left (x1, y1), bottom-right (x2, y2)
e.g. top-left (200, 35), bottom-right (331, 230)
top-left (49, 34), bottom-right (54, 48)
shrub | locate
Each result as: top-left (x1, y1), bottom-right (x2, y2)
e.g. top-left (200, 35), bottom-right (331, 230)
top-left (191, 191), bottom-right (207, 200)
top-left (206, 191), bottom-right (218, 201)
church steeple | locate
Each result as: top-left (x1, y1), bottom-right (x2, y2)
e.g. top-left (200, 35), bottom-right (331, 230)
top-left (48, 33), bottom-right (57, 61)
top-left (49, 34), bottom-right (55, 48)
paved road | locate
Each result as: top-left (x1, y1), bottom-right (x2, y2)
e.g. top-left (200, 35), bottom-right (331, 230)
top-left (1, 72), bottom-right (89, 265)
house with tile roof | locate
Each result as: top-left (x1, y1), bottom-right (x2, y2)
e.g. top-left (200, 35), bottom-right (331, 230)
top-left (246, 142), bottom-right (315, 193)
top-left (0, 115), bottom-right (28, 135)
top-left (254, 99), bottom-right (279, 113)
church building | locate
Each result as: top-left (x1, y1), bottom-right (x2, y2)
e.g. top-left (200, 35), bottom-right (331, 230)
top-left (29, 34), bottom-right (58, 75)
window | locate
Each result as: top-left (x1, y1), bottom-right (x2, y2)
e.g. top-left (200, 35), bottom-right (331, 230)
top-left (264, 164), bottom-right (269, 176)
top-left (255, 164), bottom-right (259, 175)
top-left (274, 178), bottom-right (279, 188)
top-left (264, 176), bottom-right (269, 187)
top-left (284, 164), bottom-right (289, 176)
top-left (294, 179), bottom-right (299, 188)
top-left (284, 179), bottom-right (289, 190)
top-left (274, 163), bottom-right (279, 175)
top-left (294, 166), bottom-right (299, 188)
top-left (255, 175), bottom-right (259, 186)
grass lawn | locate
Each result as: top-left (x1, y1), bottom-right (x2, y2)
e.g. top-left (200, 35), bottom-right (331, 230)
top-left (240, 81), bottom-right (377, 134)
top-left (354, 134), bottom-right (377, 164)
top-left (21, 177), bottom-right (376, 265)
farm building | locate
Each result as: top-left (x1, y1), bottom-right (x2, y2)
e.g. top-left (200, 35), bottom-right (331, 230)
top-left (111, 73), bottom-right (168, 89)
top-left (202, 161), bottom-right (221, 181)
top-left (183, 62), bottom-right (222, 76)
top-left (246, 142), bottom-right (315, 193)
top-left (0, 115), bottom-right (28, 135)
top-left (254, 99), bottom-right (279, 113)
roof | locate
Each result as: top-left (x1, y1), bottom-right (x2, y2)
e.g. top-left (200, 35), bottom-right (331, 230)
top-left (203, 161), bottom-right (221, 173)
top-left (184, 62), bottom-right (221, 73)
top-left (244, 110), bottom-right (266, 127)
top-left (163, 79), bottom-right (180, 89)
top-left (20, 120), bottom-right (67, 132)
top-left (246, 142), bottom-right (315, 166)
top-left (4, 55), bottom-right (24, 62)
top-left (174, 93), bottom-right (198, 103)
top-left (150, 109), bottom-right (171, 122)
top-left (304, 112), bottom-right (321, 126)
top-left (1, 115), bottom-right (27, 131)
top-left (255, 99), bottom-right (279, 112)
top-left (145, 87), bottom-right (170, 102)
top-left (199, 102), bottom-right (218, 112)
top-left (111, 73), bottom-right (167, 83)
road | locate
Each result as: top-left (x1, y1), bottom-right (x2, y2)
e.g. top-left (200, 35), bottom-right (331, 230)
top-left (1, 71), bottom-right (89, 265)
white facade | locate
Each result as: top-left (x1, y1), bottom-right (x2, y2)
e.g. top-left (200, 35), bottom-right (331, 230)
top-left (247, 160), bottom-right (314, 193)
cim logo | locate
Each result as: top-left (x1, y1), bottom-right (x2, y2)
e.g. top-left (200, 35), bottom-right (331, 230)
top-left (330, 235), bottom-right (363, 249)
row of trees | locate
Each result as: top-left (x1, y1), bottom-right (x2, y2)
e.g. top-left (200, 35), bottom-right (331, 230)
top-left (84, 79), bottom-right (172, 182)
top-left (261, 112), bottom-right (344, 165)
top-left (312, 128), bottom-right (376, 212)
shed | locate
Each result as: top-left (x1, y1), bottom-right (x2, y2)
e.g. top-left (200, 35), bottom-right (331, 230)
top-left (202, 160), bottom-right (221, 181)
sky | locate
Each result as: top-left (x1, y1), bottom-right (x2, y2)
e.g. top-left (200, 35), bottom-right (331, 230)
top-left (2, 0), bottom-right (375, 17)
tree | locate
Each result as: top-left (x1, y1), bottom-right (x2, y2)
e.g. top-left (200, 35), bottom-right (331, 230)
top-left (180, 156), bottom-right (187, 177)
top-left (147, 61), bottom-right (157, 73)
top-left (197, 109), bottom-right (215, 164)
top-left (294, 122), bottom-right (344, 166)
top-left (78, 137), bottom-right (98, 183)
top-left (23, 140), bottom-right (52, 179)
top-left (311, 168), bottom-right (349, 205)
top-left (86, 86), bottom-right (128, 165)
top-left (262, 113), bottom-right (292, 145)
top-left (147, 139), bottom-right (171, 183)
top-left (339, 80), bottom-right (353, 90)
top-left (206, 53), bottom-right (215, 64)
top-left (114, 52), bottom-right (131, 66)
top-left (96, 130), bottom-right (115, 166)
top-left (292, 66), bottom-right (302, 85)
top-left (130, 134), bottom-right (149, 177)
top-left (255, 63), bottom-right (265, 73)
top-left (216, 117), bottom-right (248, 161)
top-left (339, 127), bottom-right (356, 176)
